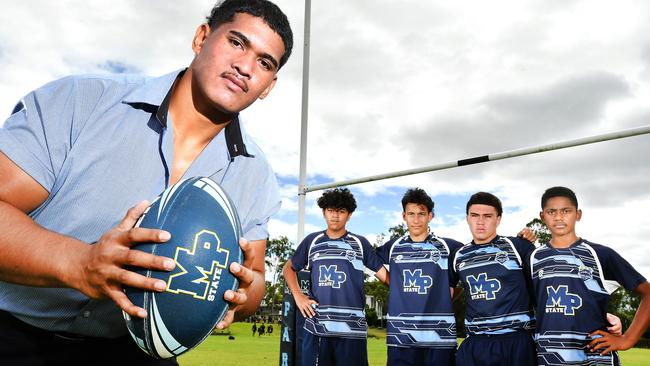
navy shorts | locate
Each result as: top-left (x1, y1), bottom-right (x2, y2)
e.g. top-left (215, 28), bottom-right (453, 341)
top-left (387, 346), bottom-right (455, 366)
top-left (456, 331), bottom-right (536, 366)
top-left (301, 331), bottom-right (368, 366)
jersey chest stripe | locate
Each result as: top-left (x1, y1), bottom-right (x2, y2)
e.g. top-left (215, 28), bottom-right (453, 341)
top-left (501, 237), bottom-right (522, 266)
top-left (388, 235), bottom-right (409, 260)
top-left (530, 245), bottom-right (545, 278)
top-left (453, 243), bottom-right (473, 271)
top-left (349, 234), bottom-right (364, 258)
top-left (306, 233), bottom-right (325, 270)
top-left (582, 241), bottom-right (621, 294)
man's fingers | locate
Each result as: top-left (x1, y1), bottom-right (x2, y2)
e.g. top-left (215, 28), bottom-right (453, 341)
top-left (239, 238), bottom-right (254, 266)
top-left (216, 310), bottom-right (235, 329)
top-left (117, 201), bottom-right (150, 231)
top-left (224, 289), bottom-right (247, 306)
top-left (230, 262), bottom-right (254, 285)
top-left (110, 289), bottom-right (147, 318)
top-left (121, 248), bottom-right (175, 272)
top-left (115, 227), bottom-right (171, 247)
top-left (113, 268), bottom-right (168, 293)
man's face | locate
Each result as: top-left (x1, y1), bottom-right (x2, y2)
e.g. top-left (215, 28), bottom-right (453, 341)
top-left (190, 13), bottom-right (285, 115)
top-left (323, 208), bottom-right (351, 232)
top-left (540, 196), bottom-right (581, 237)
top-left (402, 203), bottom-right (433, 238)
top-left (466, 204), bottom-right (501, 244)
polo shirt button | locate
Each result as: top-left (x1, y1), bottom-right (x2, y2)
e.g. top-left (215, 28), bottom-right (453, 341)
top-left (82, 311), bottom-right (91, 318)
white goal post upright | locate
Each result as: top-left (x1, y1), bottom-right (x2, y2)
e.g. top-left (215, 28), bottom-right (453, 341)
top-left (297, 0), bottom-right (312, 243)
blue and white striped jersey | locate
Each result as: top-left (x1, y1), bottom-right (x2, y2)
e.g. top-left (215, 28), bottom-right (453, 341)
top-left (377, 234), bottom-right (462, 349)
top-left (291, 231), bottom-right (383, 339)
top-left (529, 239), bottom-right (646, 366)
top-left (450, 235), bottom-right (535, 336)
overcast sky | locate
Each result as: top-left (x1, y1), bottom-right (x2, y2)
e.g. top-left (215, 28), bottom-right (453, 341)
top-left (1, 0), bottom-right (649, 278)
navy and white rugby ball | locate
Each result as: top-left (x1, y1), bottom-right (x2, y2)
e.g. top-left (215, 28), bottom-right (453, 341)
top-left (124, 177), bottom-right (243, 359)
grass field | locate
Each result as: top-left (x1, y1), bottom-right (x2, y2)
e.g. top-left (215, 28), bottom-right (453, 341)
top-left (179, 322), bottom-right (650, 365)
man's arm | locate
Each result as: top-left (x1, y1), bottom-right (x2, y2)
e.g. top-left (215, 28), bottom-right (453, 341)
top-left (282, 259), bottom-right (317, 318)
top-left (589, 281), bottom-right (650, 354)
top-left (217, 238), bottom-right (267, 328)
top-left (0, 152), bottom-right (175, 318)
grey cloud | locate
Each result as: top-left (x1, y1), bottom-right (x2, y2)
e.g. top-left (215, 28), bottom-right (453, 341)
top-left (483, 71), bottom-right (630, 136)
top-left (398, 71), bottom-right (631, 164)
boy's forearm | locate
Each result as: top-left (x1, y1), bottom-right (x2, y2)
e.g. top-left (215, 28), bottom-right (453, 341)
top-left (282, 261), bottom-right (303, 298)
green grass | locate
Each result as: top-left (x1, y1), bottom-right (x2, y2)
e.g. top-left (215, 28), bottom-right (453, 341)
top-left (179, 323), bottom-right (650, 366)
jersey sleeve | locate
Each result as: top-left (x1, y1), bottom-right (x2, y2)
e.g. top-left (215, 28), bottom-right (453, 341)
top-left (509, 236), bottom-right (536, 265)
top-left (445, 238), bottom-right (463, 287)
top-left (597, 244), bottom-right (647, 292)
top-left (375, 238), bottom-right (394, 265)
top-left (290, 235), bottom-right (313, 271)
top-left (362, 237), bottom-right (384, 272)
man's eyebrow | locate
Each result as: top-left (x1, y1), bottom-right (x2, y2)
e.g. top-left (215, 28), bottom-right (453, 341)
top-left (230, 30), bottom-right (279, 69)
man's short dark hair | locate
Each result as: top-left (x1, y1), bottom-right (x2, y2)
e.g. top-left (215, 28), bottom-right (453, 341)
top-left (207, 0), bottom-right (294, 68)
top-left (317, 188), bottom-right (357, 213)
top-left (541, 186), bottom-right (578, 209)
top-left (401, 188), bottom-right (434, 213)
top-left (466, 192), bottom-right (503, 217)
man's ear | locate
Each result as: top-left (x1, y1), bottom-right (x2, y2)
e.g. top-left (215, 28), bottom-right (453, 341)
top-left (258, 76), bottom-right (278, 100)
top-left (576, 209), bottom-right (582, 221)
top-left (192, 24), bottom-right (211, 55)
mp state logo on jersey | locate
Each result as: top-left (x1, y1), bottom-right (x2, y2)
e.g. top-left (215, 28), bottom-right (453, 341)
top-left (545, 285), bottom-right (582, 315)
top-left (578, 265), bottom-right (593, 281)
top-left (403, 269), bottom-right (433, 294)
top-left (167, 229), bottom-right (230, 301)
top-left (495, 251), bottom-right (509, 264)
top-left (466, 273), bottom-right (501, 300)
top-left (318, 265), bottom-right (347, 288)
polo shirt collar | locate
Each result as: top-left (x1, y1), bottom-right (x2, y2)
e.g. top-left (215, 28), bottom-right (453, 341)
top-left (123, 68), bottom-right (253, 161)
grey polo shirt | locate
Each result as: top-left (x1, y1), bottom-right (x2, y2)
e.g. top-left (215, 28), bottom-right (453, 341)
top-left (0, 69), bottom-right (281, 338)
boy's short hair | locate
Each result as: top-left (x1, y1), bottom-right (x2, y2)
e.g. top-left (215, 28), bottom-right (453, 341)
top-left (541, 186), bottom-right (579, 209)
top-left (401, 188), bottom-right (434, 213)
top-left (465, 192), bottom-right (503, 217)
top-left (317, 188), bottom-right (357, 213)
top-left (206, 0), bottom-right (294, 68)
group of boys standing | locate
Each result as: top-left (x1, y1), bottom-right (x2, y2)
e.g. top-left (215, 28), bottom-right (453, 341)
top-left (283, 186), bottom-right (650, 366)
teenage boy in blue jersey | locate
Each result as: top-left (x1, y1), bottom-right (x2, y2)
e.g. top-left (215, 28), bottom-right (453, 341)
top-left (529, 186), bottom-right (650, 366)
top-left (376, 188), bottom-right (463, 366)
top-left (450, 192), bottom-right (537, 366)
top-left (283, 188), bottom-right (388, 366)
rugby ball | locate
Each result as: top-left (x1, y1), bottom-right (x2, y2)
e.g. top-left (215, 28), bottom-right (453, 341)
top-left (124, 177), bottom-right (243, 359)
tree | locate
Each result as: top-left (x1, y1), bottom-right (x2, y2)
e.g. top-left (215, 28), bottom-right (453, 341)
top-left (388, 223), bottom-right (407, 239)
top-left (364, 279), bottom-right (388, 327)
top-left (265, 236), bottom-right (294, 285)
top-left (525, 218), bottom-right (551, 245)
top-left (265, 236), bottom-right (295, 319)
top-left (263, 280), bottom-right (285, 318)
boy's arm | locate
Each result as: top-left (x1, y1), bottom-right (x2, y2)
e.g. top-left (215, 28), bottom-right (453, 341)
top-left (374, 266), bottom-right (389, 285)
top-left (589, 281), bottom-right (650, 354)
top-left (516, 227), bottom-right (537, 243)
top-left (606, 313), bottom-right (622, 335)
top-left (282, 259), bottom-right (317, 318)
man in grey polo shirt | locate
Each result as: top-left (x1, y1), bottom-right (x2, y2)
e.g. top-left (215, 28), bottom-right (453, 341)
top-left (0, 0), bottom-right (292, 364)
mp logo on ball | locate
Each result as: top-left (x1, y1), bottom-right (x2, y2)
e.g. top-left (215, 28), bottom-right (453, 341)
top-left (123, 177), bottom-right (243, 359)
